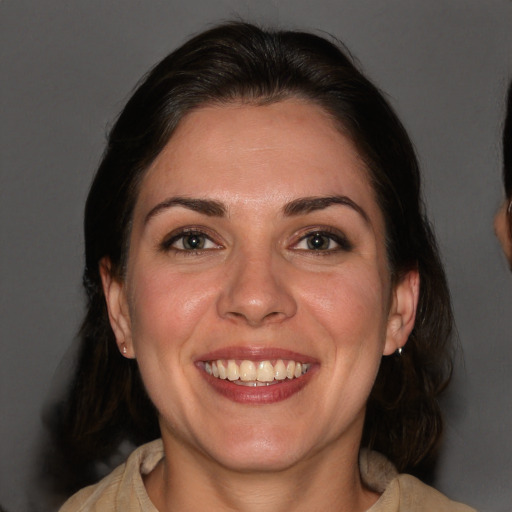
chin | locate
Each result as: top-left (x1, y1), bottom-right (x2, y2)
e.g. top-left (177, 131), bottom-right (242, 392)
top-left (202, 424), bottom-right (309, 473)
top-left (215, 446), bottom-right (304, 474)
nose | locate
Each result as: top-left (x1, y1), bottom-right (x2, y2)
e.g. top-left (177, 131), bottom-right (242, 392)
top-left (217, 250), bottom-right (297, 327)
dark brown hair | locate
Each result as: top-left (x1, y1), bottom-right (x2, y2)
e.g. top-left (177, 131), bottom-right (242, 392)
top-left (501, 80), bottom-right (512, 242)
top-left (503, 81), bottom-right (512, 200)
top-left (50, 21), bottom-right (453, 493)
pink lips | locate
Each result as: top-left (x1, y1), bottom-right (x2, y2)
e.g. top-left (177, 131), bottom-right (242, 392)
top-left (197, 346), bottom-right (318, 363)
top-left (196, 347), bottom-right (318, 404)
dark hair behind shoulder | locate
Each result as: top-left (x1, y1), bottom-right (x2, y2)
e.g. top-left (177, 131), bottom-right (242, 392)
top-left (45, 21), bottom-right (454, 497)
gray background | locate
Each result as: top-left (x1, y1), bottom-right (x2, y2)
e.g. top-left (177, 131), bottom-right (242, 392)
top-left (1, 1), bottom-right (512, 511)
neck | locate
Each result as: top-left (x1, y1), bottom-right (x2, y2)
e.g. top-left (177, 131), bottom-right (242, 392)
top-left (145, 437), bottom-right (379, 512)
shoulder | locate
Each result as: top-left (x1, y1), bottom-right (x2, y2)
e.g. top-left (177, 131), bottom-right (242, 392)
top-left (58, 463), bottom-right (126, 511)
top-left (58, 439), bottom-right (163, 512)
top-left (390, 474), bottom-right (477, 512)
top-left (360, 450), bottom-right (476, 512)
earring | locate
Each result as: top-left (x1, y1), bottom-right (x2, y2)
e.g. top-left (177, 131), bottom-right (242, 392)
top-left (395, 346), bottom-right (403, 356)
top-left (122, 345), bottom-right (127, 355)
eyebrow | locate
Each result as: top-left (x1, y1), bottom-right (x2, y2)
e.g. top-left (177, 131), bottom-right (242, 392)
top-left (283, 196), bottom-right (369, 223)
top-left (144, 197), bottom-right (226, 224)
top-left (144, 194), bottom-right (369, 224)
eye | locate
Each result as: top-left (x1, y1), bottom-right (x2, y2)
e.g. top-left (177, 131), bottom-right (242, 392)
top-left (294, 230), bottom-right (352, 252)
top-left (161, 230), bottom-right (220, 252)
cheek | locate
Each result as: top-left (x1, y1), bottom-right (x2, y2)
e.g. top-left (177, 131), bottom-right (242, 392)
top-left (296, 264), bottom-right (390, 391)
top-left (127, 266), bottom-right (218, 351)
top-left (294, 266), bottom-right (390, 418)
top-left (296, 265), bottom-right (389, 341)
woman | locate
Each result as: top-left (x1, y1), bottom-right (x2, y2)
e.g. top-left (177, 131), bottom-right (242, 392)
top-left (57, 22), bottom-right (474, 511)
top-left (495, 81), bottom-right (512, 264)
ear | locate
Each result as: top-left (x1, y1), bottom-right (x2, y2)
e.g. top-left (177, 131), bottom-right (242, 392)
top-left (494, 199), bottom-right (512, 266)
top-left (383, 269), bottom-right (420, 356)
top-left (99, 258), bottom-right (135, 358)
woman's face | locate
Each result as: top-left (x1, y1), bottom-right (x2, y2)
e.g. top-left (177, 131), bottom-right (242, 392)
top-left (103, 100), bottom-right (418, 473)
top-left (494, 199), bottom-right (512, 265)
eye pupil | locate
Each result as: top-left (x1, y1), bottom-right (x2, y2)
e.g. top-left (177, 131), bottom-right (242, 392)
top-left (307, 233), bottom-right (329, 250)
top-left (183, 234), bottom-right (204, 250)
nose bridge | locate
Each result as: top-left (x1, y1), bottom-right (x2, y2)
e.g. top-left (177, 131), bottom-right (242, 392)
top-left (217, 245), bottom-right (296, 326)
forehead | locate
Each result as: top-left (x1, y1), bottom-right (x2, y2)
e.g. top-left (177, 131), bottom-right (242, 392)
top-left (135, 100), bottom-right (379, 218)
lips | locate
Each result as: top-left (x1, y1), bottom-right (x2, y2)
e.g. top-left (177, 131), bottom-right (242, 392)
top-left (196, 348), bottom-right (317, 404)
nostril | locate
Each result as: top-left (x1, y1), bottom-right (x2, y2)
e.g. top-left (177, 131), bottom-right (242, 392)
top-left (223, 304), bottom-right (293, 328)
top-left (225, 310), bottom-right (284, 326)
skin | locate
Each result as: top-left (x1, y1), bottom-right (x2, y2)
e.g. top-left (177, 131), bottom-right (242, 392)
top-left (494, 199), bottom-right (512, 265)
top-left (101, 100), bottom-right (419, 512)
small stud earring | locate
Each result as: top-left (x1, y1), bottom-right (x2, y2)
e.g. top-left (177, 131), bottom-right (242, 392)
top-left (396, 347), bottom-right (403, 356)
top-left (122, 345), bottom-right (127, 355)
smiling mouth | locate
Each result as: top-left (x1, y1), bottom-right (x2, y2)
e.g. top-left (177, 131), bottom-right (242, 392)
top-left (203, 359), bottom-right (311, 386)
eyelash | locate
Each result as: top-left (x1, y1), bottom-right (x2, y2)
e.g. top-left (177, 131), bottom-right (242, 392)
top-left (293, 229), bottom-right (353, 253)
top-left (159, 227), bottom-right (352, 255)
top-left (160, 229), bottom-right (221, 254)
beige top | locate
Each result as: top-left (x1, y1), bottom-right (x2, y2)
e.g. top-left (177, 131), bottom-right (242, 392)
top-left (59, 439), bottom-right (476, 511)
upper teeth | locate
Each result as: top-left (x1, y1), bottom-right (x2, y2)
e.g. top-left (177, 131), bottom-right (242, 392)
top-left (204, 359), bottom-right (310, 383)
